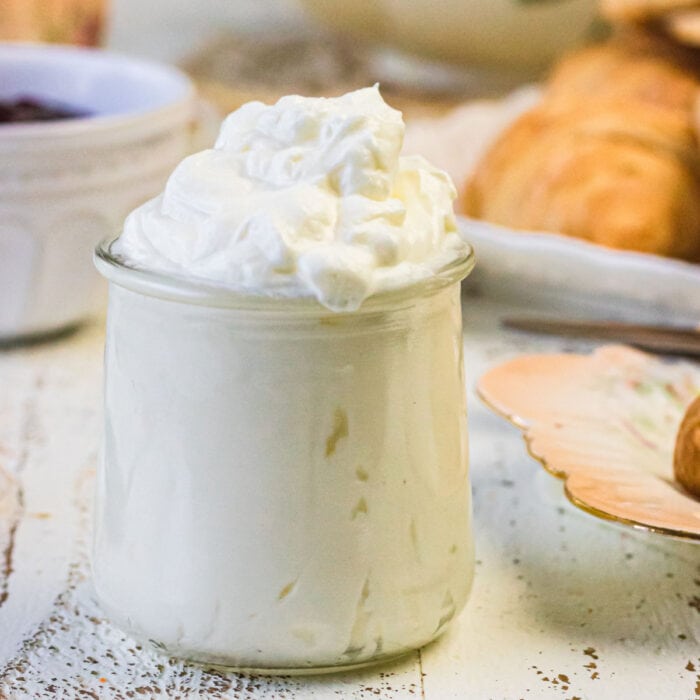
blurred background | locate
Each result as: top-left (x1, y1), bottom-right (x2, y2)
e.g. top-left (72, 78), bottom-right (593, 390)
top-left (109, 0), bottom-right (310, 61)
top-left (1, 0), bottom-right (602, 101)
top-left (1, 0), bottom-right (699, 339)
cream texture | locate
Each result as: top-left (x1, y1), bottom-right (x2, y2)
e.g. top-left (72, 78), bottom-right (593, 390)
top-left (93, 283), bottom-right (474, 670)
top-left (113, 86), bottom-right (466, 311)
top-left (95, 86), bottom-right (473, 670)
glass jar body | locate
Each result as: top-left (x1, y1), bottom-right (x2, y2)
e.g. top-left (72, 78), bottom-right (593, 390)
top-left (93, 279), bottom-right (474, 673)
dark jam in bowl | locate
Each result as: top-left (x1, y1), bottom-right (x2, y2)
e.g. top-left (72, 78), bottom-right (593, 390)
top-left (0, 97), bottom-right (90, 123)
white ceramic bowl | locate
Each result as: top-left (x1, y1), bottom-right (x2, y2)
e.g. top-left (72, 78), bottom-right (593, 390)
top-left (302, 0), bottom-right (599, 73)
top-left (0, 42), bottom-right (195, 340)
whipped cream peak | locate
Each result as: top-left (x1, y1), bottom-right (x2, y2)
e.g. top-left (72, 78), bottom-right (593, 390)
top-left (114, 86), bottom-right (466, 311)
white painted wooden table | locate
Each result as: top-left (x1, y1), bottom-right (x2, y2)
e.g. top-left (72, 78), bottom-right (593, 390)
top-left (0, 294), bottom-right (699, 699)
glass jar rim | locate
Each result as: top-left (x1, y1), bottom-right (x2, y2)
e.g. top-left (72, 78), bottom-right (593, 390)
top-left (94, 236), bottom-right (475, 313)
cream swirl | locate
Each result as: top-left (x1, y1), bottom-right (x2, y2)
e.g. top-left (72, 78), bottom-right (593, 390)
top-left (113, 86), bottom-right (466, 311)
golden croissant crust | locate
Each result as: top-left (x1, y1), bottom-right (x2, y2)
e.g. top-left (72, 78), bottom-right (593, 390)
top-left (464, 37), bottom-right (700, 261)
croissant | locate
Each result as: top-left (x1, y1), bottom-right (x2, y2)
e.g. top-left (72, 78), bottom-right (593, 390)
top-left (464, 38), bottom-right (700, 261)
top-left (666, 7), bottom-right (700, 47)
top-left (600, 0), bottom-right (699, 22)
top-left (601, 1), bottom-right (700, 50)
top-left (547, 38), bottom-right (700, 113)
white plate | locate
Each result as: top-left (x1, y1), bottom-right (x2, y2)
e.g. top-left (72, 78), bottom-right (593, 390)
top-left (403, 87), bottom-right (700, 324)
top-left (460, 217), bottom-right (700, 324)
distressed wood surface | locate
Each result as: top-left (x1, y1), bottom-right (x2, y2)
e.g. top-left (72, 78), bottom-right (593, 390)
top-left (0, 296), bottom-right (699, 699)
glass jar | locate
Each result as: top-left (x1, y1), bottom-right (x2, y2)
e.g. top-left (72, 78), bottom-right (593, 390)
top-left (93, 239), bottom-right (475, 674)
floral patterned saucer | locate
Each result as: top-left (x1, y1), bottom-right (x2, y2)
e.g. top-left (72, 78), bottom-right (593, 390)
top-left (477, 345), bottom-right (700, 541)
